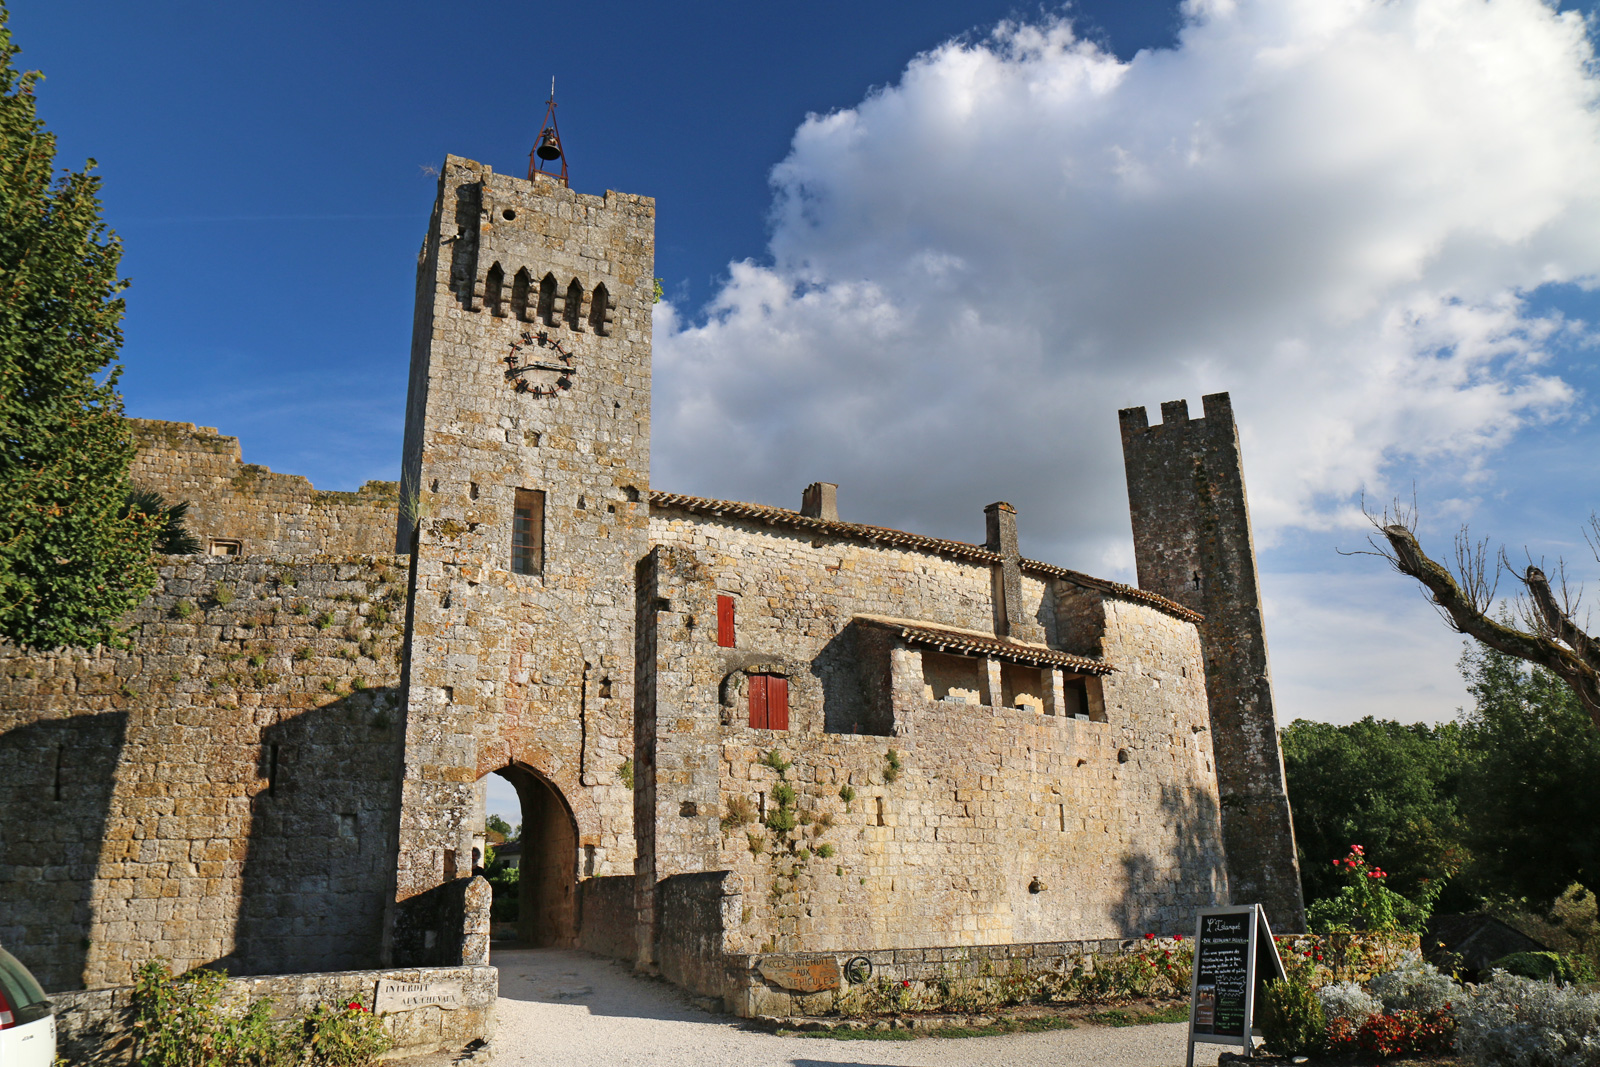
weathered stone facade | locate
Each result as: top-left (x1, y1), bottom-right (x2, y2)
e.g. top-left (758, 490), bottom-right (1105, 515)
top-left (1119, 394), bottom-right (1306, 932)
top-left (129, 420), bottom-right (398, 557)
top-left (0, 157), bottom-right (1299, 1014)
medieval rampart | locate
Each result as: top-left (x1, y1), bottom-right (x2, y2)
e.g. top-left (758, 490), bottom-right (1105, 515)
top-left (0, 555), bottom-right (408, 991)
top-left (129, 419), bottom-right (398, 557)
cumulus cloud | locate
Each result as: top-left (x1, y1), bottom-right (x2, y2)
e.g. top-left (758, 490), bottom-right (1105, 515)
top-left (653, 0), bottom-right (1600, 575)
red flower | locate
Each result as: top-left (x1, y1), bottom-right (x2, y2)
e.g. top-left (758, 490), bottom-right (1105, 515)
top-left (1144, 932), bottom-right (1156, 940)
top-left (347, 1002), bottom-right (366, 1012)
top-left (1174, 935), bottom-right (1183, 942)
top-left (900, 980), bottom-right (911, 988)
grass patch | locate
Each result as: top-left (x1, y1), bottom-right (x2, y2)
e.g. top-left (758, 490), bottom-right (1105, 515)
top-left (787, 1028), bottom-right (914, 1041)
top-left (1087, 1005), bottom-right (1188, 1027)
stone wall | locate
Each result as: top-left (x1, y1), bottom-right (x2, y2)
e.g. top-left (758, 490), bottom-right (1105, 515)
top-left (1119, 393), bottom-right (1305, 932)
top-left (129, 420), bottom-right (398, 557)
top-left (0, 555), bottom-right (409, 991)
top-left (639, 504), bottom-right (1228, 963)
top-left (51, 963), bottom-right (496, 1065)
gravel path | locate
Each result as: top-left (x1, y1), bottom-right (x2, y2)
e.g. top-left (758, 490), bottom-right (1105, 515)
top-left (488, 948), bottom-right (1228, 1067)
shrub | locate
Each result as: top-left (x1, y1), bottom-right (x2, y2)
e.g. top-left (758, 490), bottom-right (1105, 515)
top-left (1325, 1009), bottom-right (1457, 1059)
top-left (838, 784), bottom-right (856, 806)
top-left (721, 795), bottom-right (755, 830)
top-left (1258, 978), bottom-right (1327, 1057)
top-left (212, 583), bottom-right (234, 607)
top-left (1488, 951), bottom-right (1596, 984)
top-left (617, 758), bottom-right (634, 790)
top-left (1369, 951), bottom-right (1460, 1013)
top-left (1457, 971), bottom-right (1600, 1067)
top-left (1308, 845), bottom-right (1432, 933)
top-left (302, 1002), bottom-right (390, 1067)
top-left (131, 960), bottom-right (297, 1067)
top-left (760, 749), bottom-right (792, 776)
top-left (172, 599), bottom-right (196, 620)
top-left (1318, 980), bottom-right (1382, 1024)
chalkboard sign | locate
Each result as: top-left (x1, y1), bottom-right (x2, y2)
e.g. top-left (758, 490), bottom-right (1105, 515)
top-left (1186, 904), bottom-right (1286, 1067)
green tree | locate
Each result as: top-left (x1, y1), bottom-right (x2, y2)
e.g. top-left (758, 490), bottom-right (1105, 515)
top-left (0, 5), bottom-right (161, 648)
top-left (1459, 644), bottom-right (1600, 905)
top-left (1282, 716), bottom-right (1468, 908)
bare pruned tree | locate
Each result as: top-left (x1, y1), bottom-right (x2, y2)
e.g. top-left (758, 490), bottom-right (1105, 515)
top-left (1357, 503), bottom-right (1600, 731)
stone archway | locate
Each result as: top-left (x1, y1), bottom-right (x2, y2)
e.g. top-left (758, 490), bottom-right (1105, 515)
top-left (490, 763), bottom-right (579, 946)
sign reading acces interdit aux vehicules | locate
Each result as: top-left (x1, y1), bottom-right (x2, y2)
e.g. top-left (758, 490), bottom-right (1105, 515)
top-left (373, 979), bottom-right (465, 1013)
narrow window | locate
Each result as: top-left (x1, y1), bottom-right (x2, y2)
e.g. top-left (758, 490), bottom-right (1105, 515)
top-left (267, 743), bottom-right (280, 796)
top-left (716, 595), bottom-right (735, 648)
top-left (537, 272), bottom-right (558, 326)
top-left (484, 262), bottom-right (505, 316)
top-left (748, 673), bottom-right (788, 731)
top-left (589, 282), bottom-right (612, 335)
top-left (53, 745), bottom-right (64, 801)
top-left (511, 267), bottom-right (532, 320)
top-left (512, 488), bottom-right (545, 575)
top-left (443, 848), bottom-right (457, 880)
top-left (564, 278), bottom-right (584, 330)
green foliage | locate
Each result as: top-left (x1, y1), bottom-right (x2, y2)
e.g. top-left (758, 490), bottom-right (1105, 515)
top-left (315, 612), bottom-right (334, 630)
top-left (131, 960), bottom-right (296, 1067)
top-left (1257, 977), bottom-right (1327, 1057)
top-left (816, 843), bottom-right (836, 859)
top-left (1283, 715), bottom-right (1467, 908)
top-left (301, 1002), bottom-right (390, 1067)
top-left (760, 748), bottom-right (791, 776)
top-left (1308, 846), bottom-right (1433, 933)
top-left (171, 599), bottom-right (195, 620)
top-left (122, 489), bottom-right (199, 555)
top-left (883, 748), bottom-right (902, 784)
top-left (485, 813), bottom-right (514, 839)
top-left (1459, 645), bottom-right (1600, 905)
top-left (838, 784), bottom-right (856, 806)
top-left (212, 583), bottom-right (234, 607)
top-left (0, 11), bottom-right (164, 649)
top-left (617, 757), bottom-right (634, 790)
top-left (1487, 951), bottom-right (1595, 984)
top-left (721, 794), bottom-right (754, 831)
top-left (652, 277), bottom-right (664, 303)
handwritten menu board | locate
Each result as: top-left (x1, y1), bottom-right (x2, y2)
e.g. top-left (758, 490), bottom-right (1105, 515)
top-left (1192, 912), bottom-right (1251, 1038)
top-left (1186, 903), bottom-right (1287, 1066)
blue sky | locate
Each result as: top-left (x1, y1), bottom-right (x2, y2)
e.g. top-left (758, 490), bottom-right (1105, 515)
top-left (15, 0), bottom-right (1600, 787)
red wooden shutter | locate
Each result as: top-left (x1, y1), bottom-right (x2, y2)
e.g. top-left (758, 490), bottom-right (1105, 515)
top-left (768, 676), bottom-right (789, 731)
top-left (717, 595), bottom-right (735, 648)
top-left (748, 673), bottom-right (768, 729)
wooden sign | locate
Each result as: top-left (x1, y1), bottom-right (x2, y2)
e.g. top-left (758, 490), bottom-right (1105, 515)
top-left (758, 956), bottom-right (841, 993)
top-left (373, 978), bottom-right (465, 1013)
top-left (1186, 904), bottom-right (1286, 1067)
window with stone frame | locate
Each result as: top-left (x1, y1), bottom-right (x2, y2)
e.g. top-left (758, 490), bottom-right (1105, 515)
top-left (512, 488), bottom-right (544, 576)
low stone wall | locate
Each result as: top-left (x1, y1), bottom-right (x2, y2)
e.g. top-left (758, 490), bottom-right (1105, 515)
top-left (723, 937), bottom-right (1175, 1018)
top-left (658, 871), bottom-right (742, 999)
top-left (52, 964), bottom-right (496, 1065)
top-left (578, 876), bottom-right (636, 960)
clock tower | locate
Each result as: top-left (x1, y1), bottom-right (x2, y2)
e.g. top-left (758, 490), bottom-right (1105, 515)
top-left (389, 156), bottom-right (654, 949)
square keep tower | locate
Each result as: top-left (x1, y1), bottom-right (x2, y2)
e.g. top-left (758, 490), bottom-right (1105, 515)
top-left (391, 157), bottom-right (653, 945)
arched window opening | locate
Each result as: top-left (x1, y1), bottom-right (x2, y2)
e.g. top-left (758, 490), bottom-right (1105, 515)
top-left (537, 273), bottom-right (558, 326)
top-left (484, 263), bottom-right (505, 317)
top-left (511, 268), bottom-right (532, 321)
top-left (588, 283), bottom-right (612, 335)
top-left (564, 278), bottom-right (584, 331)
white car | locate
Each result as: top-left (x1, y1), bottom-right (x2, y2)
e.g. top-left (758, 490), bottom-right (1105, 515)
top-left (0, 946), bottom-right (53, 1067)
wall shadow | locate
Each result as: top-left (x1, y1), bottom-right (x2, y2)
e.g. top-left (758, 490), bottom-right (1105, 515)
top-left (815, 623), bottom-right (893, 736)
top-left (494, 763), bottom-right (579, 948)
top-left (1114, 780), bottom-right (1229, 937)
top-left (0, 712), bottom-right (127, 991)
top-left (229, 688), bottom-right (403, 976)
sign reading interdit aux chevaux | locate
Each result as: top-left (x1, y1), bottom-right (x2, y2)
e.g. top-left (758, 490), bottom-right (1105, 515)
top-left (1185, 904), bottom-right (1286, 1067)
top-left (373, 979), bottom-right (465, 1013)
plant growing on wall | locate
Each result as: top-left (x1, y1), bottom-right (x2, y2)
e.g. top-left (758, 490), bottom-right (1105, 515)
top-left (0, 7), bottom-right (166, 649)
top-left (883, 748), bottom-right (902, 783)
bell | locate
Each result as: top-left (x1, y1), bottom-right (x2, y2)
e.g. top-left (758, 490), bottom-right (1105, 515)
top-left (535, 130), bottom-right (563, 161)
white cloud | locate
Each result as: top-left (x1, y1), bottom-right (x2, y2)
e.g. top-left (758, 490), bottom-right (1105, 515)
top-left (653, 0), bottom-right (1600, 582)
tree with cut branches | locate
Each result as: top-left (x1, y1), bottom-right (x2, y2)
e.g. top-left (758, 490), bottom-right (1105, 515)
top-left (1366, 507), bottom-right (1600, 732)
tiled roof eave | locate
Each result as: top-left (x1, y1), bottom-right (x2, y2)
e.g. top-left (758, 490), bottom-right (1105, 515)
top-left (649, 491), bottom-right (1202, 625)
top-left (891, 624), bottom-right (1115, 676)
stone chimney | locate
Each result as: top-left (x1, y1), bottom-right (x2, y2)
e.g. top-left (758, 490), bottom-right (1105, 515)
top-left (985, 502), bottom-right (1042, 642)
top-left (801, 482), bottom-right (838, 521)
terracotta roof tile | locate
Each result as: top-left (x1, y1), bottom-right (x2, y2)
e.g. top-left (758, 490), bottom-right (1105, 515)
top-left (854, 614), bottom-right (1114, 674)
top-left (648, 491), bottom-right (1201, 624)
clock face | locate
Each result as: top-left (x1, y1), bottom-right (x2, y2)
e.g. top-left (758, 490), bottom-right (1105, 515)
top-left (502, 331), bottom-right (577, 397)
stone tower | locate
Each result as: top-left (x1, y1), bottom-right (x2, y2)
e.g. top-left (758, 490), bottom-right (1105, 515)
top-left (1118, 392), bottom-right (1305, 932)
top-left (389, 157), bottom-right (655, 949)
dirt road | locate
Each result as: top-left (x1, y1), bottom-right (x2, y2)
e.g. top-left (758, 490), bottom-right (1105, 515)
top-left (489, 948), bottom-right (1228, 1067)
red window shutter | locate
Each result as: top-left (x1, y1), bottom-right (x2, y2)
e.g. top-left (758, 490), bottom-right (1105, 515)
top-left (768, 676), bottom-right (789, 731)
top-left (748, 673), bottom-right (768, 729)
top-left (717, 595), bottom-right (735, 648)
